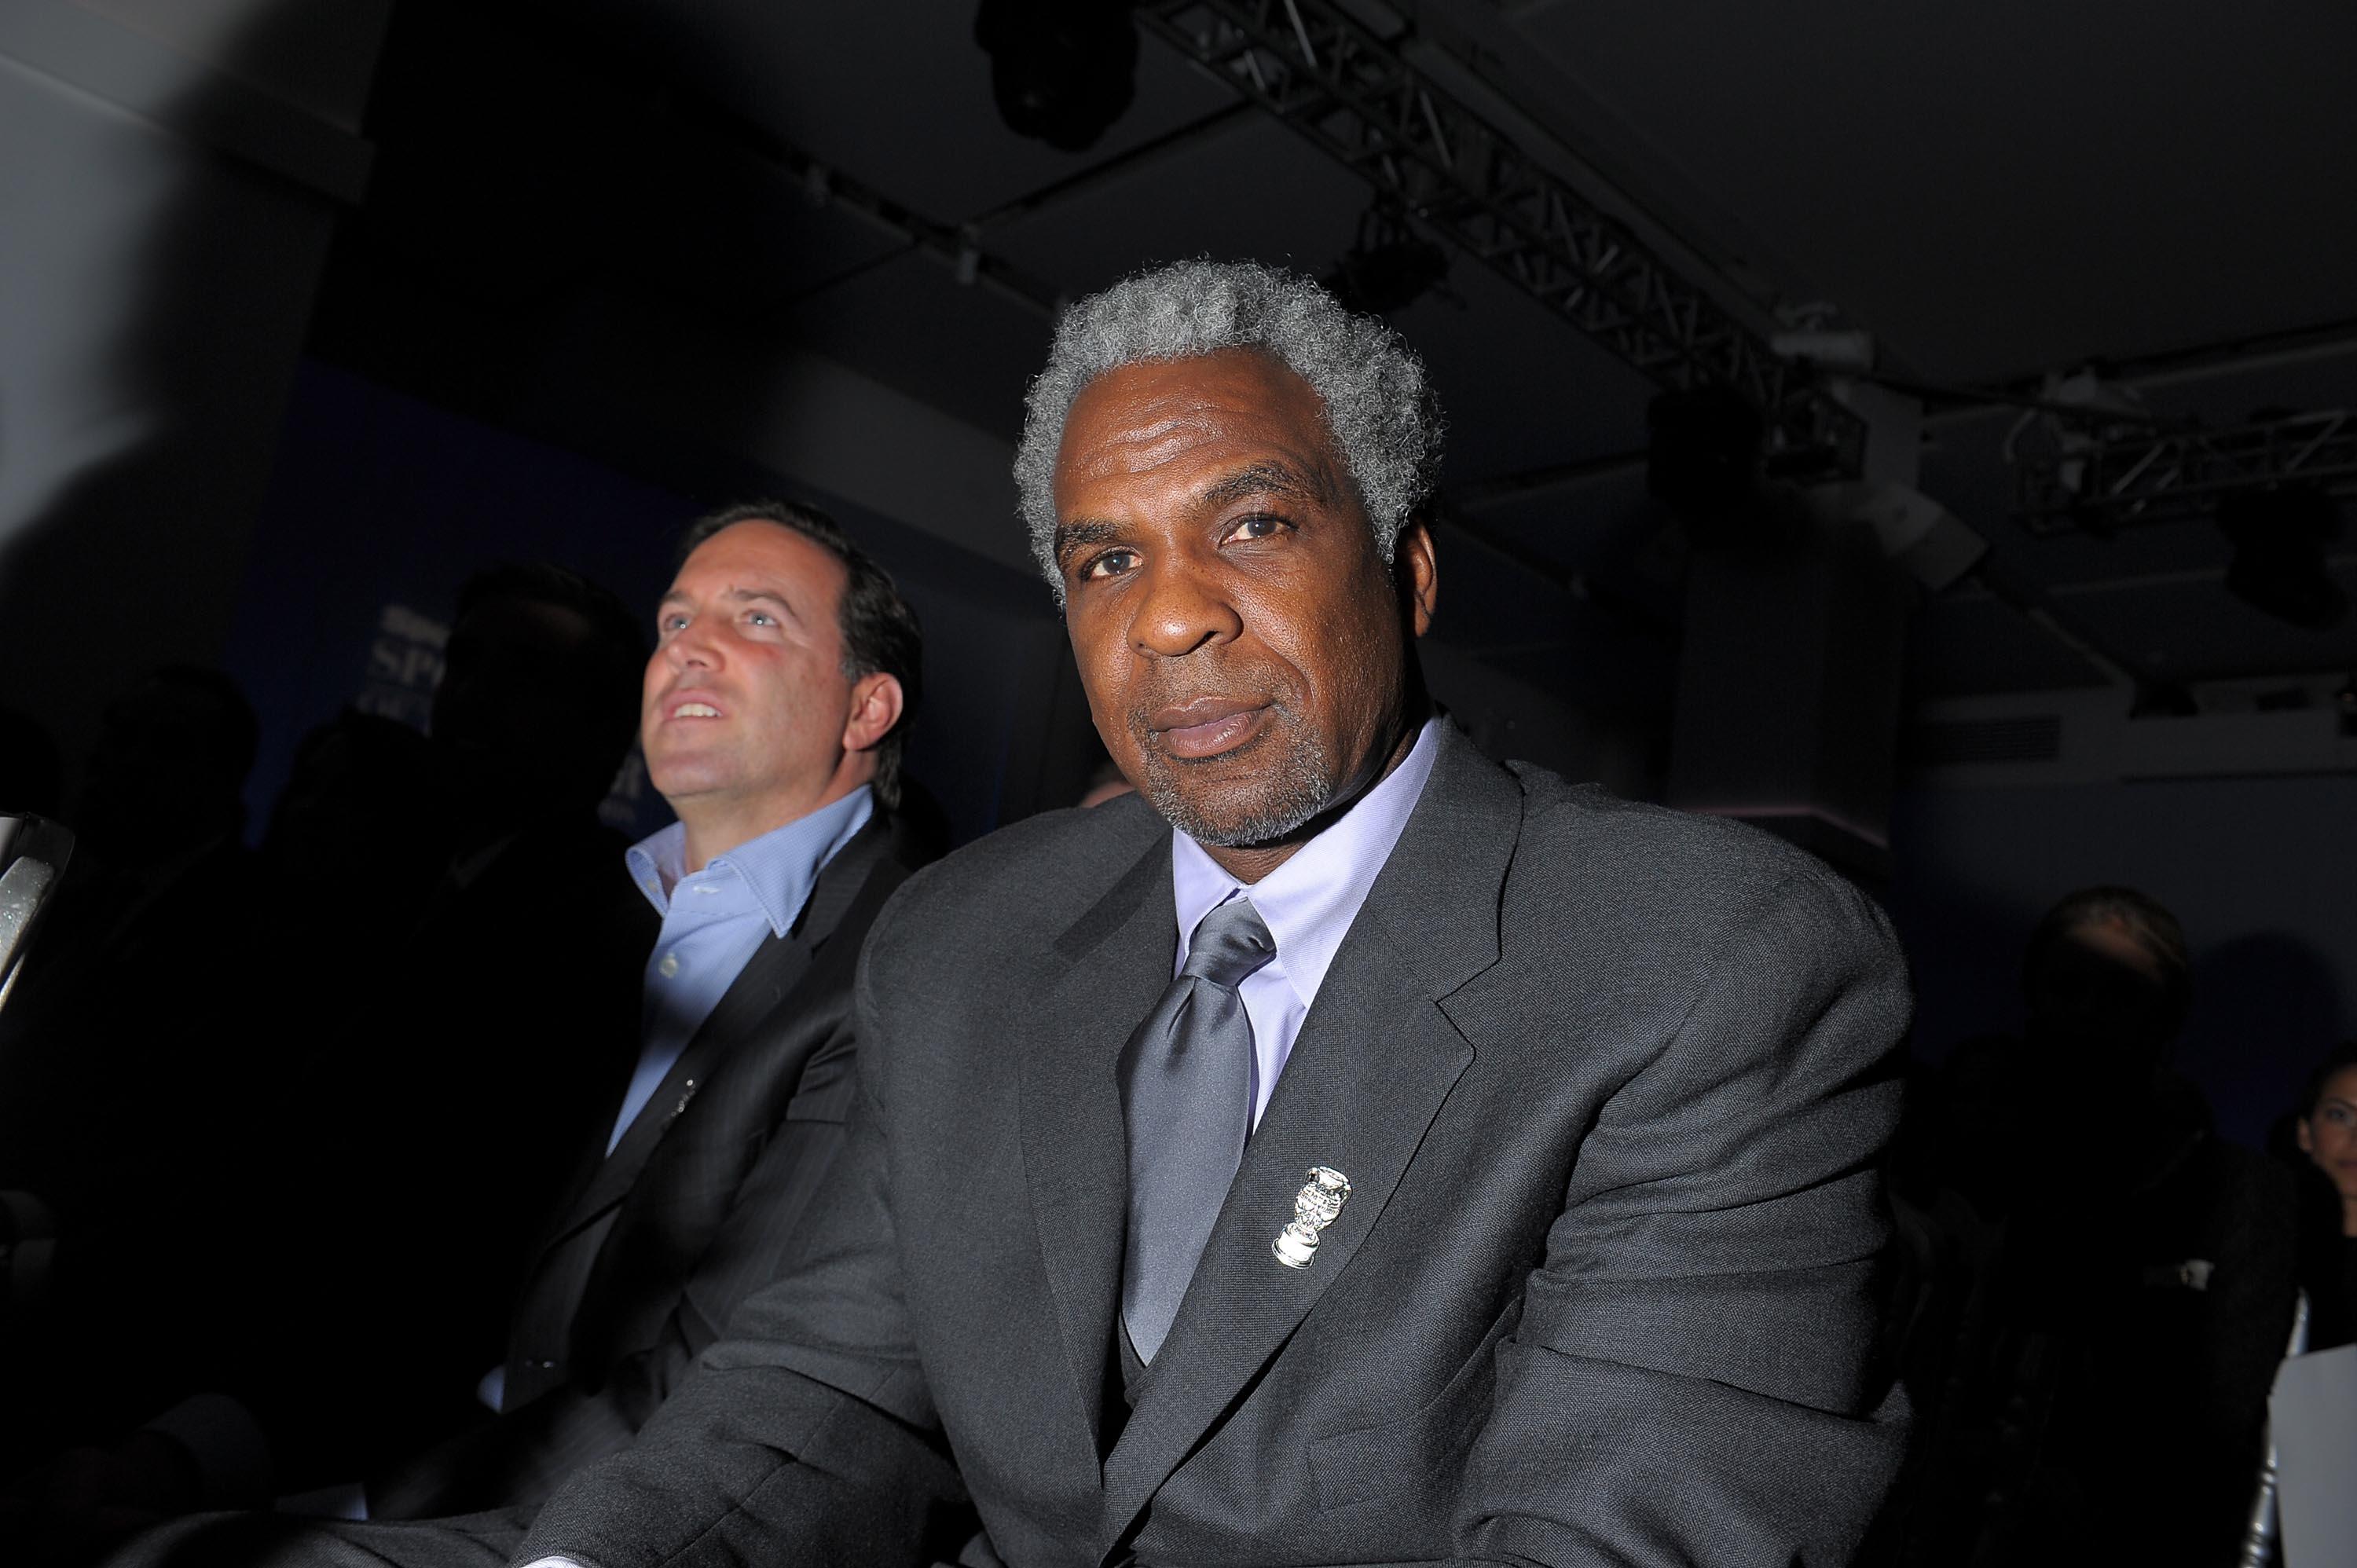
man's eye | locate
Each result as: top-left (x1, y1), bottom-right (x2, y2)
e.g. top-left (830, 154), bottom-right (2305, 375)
top-left (1222, 514), bottom-right (1287, 543)
top-left (746, 610), bottom-right (776, 627)
top-left (1081, 549), bottom-right (1138, 580)
top-left (660, 614), bottom-right (687, 633)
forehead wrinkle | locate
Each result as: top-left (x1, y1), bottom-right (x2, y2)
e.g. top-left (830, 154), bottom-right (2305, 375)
top-left (1067, 412), bottom-right (1214, 485)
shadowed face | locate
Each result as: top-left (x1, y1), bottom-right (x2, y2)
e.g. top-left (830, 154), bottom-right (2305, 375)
top-left (1050, 350), bottom-right (1435, 867)
top-left (2299, 1065), bottom-right (2357, 1206)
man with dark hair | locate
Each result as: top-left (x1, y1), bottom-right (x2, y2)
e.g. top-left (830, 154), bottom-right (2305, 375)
top-left (670, 502), bottom-right (924, 813)
top-left (346, 503), bottom-right (926, 1518)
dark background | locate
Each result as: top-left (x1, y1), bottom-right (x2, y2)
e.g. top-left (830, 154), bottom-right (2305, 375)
top-left (1, 0), bottom-right (2352, 1144)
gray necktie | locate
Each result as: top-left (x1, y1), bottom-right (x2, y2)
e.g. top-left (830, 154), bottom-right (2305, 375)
top-left (1116, 896), bottom-right (1277, 1363)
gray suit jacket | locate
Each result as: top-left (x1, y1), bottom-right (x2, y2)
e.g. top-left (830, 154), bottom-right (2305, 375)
top-left (522, 723), bottom-right (1912, 1567)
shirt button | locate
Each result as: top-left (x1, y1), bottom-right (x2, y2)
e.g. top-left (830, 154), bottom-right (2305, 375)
top-left (658, 951), bottom-right (680, 979)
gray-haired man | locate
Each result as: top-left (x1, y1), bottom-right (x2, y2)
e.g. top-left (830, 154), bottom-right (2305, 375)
top-left (182, 260), bottom-right (1910, 1566)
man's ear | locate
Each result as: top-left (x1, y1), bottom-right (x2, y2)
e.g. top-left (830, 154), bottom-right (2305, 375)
top-left (1395, 517), bottom-right (1439, 639)
top-left (842, 672), bottom-right (905, 756)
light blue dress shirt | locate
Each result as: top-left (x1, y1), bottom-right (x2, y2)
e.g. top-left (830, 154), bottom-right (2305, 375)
top-left (1169, 715), bottom-right (1442, 1128)
top-left (613, 786), bottom-right (875, 1153)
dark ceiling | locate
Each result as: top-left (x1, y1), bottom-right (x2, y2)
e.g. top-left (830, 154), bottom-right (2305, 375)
top-left (320, 0), bottom-right (2357, 727)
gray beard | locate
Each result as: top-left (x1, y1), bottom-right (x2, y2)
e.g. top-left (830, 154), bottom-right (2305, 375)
top-left (1136, 724), bottom-right (1336, 849)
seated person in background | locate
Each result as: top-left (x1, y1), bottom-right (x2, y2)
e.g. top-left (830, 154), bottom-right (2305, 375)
top-left (3, 566), bottom-right (652, 1545)
top-left (0, 705), bottom-right (64, 819)
top-left (1874, 886), bottom-right (2298, 1568)
top-left (248, 562), bottom-right (668, 1484)
top-left (2285, 1041), bottom-right (2357, 1350)
top-left (0, 667), bottom-right (271, 1456)
top-left (144, 259), bottom-right (1915, 1568)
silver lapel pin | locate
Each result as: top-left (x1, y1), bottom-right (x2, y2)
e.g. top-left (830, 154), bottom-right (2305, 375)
top-left (1273, 1166), bottom-right (1352, 1269)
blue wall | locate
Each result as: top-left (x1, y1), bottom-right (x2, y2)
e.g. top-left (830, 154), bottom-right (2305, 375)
top-left (1886, 774), bottom-right (2357, 1148)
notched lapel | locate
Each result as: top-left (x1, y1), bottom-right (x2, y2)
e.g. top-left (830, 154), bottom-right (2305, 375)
top-left (1096, 725), bottom-right (1521, 1553)
top-left (1020, 833), bottom-right (1176, 1459)
top-left (534, 819), bottom-right (896, 1251)
top-left (553, 929), bottom-right (815, 1240)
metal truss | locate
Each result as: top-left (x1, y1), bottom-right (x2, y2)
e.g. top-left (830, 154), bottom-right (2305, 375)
top-left (2015, 408), bottom-right (2357, 532)
top-left (1135, 0), bottom-right (1866, 479)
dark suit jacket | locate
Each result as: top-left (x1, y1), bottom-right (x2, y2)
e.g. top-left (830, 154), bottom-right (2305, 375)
top-left (523, 724), bottom-right (1913, 1568)
top-left (365, 813), bottom-right (922, 1519)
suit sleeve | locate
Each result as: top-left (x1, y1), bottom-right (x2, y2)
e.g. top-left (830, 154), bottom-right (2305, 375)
top-left (513, 915), bottom-right (969, 1568)
top-left (365, 1025), bottom-right (864, 1519)
top-left (1455, 864), bottom-right (1912, 1568)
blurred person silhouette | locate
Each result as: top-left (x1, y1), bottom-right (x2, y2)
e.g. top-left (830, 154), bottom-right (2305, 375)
top-left (0, 668), bottom-right (276, 1475)
top-left (256, 709), bottom-right (443, 955)
top-left (0, 706), bottom-right (64, 818)
top-left (1871, 888), bottom-right (2299, 1568)
top-left (228, 562), bottom-right (663, 1480)
top-left (0, 668), bottom-right (266, 1285)
top-left (2, 568), bottom-right (655, 1481)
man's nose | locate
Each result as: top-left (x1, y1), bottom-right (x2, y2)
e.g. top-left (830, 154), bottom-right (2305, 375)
top-left (665, 619), bottom-right (720, 668)
top-left (1129, 559), bottom-right (1242, 658)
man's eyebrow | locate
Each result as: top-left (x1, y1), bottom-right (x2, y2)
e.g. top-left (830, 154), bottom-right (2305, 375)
top-left (1198, 460), bottom-right (1332, 510)
top-left (658, 586), bottom-right (804, 622)
top-left (724, 586), bottom-right (804, 622)
top-left (1052, 519), bottom-right (1123, 566)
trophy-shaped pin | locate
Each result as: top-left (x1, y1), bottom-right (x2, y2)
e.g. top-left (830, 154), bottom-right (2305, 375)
top-left (1272, 1166), bottom-right (1352, 1269)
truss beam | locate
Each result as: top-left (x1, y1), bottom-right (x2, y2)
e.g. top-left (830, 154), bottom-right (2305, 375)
top-left (2016, 408), bottom-right (2357, 531)
top-left (1137, 0), bottom-right (1865, 479)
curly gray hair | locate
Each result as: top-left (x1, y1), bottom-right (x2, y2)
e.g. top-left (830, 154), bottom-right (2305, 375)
top-left (1014, 259), bottom-right (1443, 597)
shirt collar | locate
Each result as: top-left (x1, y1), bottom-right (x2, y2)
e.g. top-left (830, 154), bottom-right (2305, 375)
top-left (625, 785), bottom-right (875, 939)
top-left (1170, 714), bottom-right (1442, 1010)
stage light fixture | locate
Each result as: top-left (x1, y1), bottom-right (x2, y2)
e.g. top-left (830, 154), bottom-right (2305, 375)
top-left (973, 0), bottom-right (1138, 152)
top-left (1325, 203), bottom-right (1450, 317)
top-left (2217, 487), bottom-right (2346, 630)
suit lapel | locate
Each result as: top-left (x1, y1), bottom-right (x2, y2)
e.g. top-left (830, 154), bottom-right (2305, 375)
top-left (558, 927), bottom-right (813, 1230)
top-left (542, 817), bottom-right (893, 1246)
top-left (1096, 725), bottom-right (1522, 1553)
top-left (1020, 829), bottom-right (1177, 1460)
